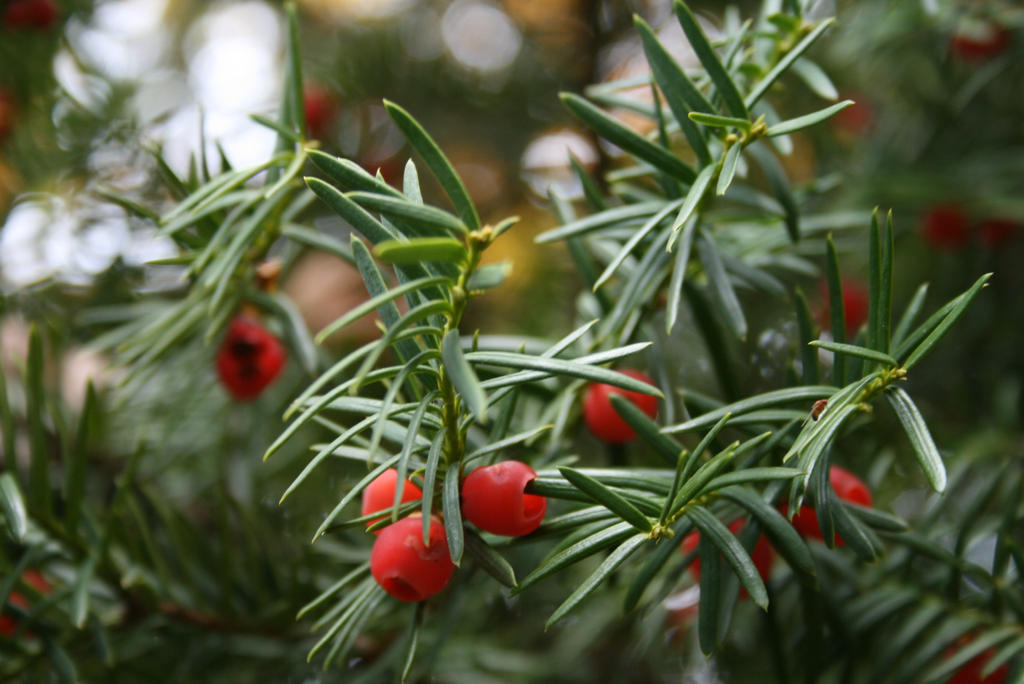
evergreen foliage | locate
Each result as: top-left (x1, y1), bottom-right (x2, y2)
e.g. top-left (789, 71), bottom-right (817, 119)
top-left (1, 1), bottom-right (1021, 681)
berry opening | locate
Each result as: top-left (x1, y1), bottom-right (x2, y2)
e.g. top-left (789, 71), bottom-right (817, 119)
top-left (461, 461), bottom-right (547, 537)
top-left (522, 492), bottom-right (545, 520)
top-left (370, 516), bottom-right (454, 602)
top-left (380, 575), bottom-right (423, 603)
top-left (216, 315), bottom-right (286, 400)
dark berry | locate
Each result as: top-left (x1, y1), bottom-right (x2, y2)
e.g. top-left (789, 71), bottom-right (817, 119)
top-left (978, 218), bottom-right (1019, 248)
top-left (370, 516), bottom-right (454, 602)
top-left (582, 370), bottom-right (659, 444)
top-left (0, 88), bottom-right (15, 142)
top-left (921, 204), bottom-right (971, 251)
top-left (4, 0), bottom-right (57, 30)
top-left (951, 22), bottom-right (1010, 61)
top-left (461, 460), bottom-right (546, 537)
top-left (948, 648), bottom-right (1008, 684)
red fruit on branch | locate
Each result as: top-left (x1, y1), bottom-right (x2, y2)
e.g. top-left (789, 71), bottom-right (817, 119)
top-left (215, 315), bottom-right (286, 400)
top-left (817, 278), bottom-right (870, 336)
top-left (361, 469), bottom-right (423, 534)
top-left (0, 570), bottom-right (51, 637)
top-left (951, 21), bottom-right (1010, 61)
top-left (978, 218), bottom-right (1020, 249)
top-left (680, 519), bottom-right (773, 595)
top-left (921, 204), bottom-right (971, 251)
top-left (0, 88), bottom-right (15, 142)
top-left (583, 369), bottom-right (659, 444)
top-left (370, 516), bottom-right (455, 602)
top-left (948, 648), bottom-right (1008, 684)
top-left (789, 465), bottom-right (873, 546)
top-left (303, 84), bottom-right (336, 140)
top-left (3, 0), bottom-right (57, 30)
top-left (832, 95), bottom-right (874, 138)
top-left (460, 460), bottom-right (546, 537)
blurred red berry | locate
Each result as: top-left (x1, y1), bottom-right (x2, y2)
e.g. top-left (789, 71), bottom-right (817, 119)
top-left (680, 519), bottom-right (773, 595)
top-left (818, 278), bottom-right (870, 336)
top-left (370, 516), bottom-right (454, 602)
top-left (583, 370), bottom-right (659, 444)
top-left (832, 96), bottom-right (873, 137)
top-left (947, 648), bottom-right (1008, 684)
top-left (0, 591), bottom-right (29, 637)
top-left (789, 465), bottom-right (873, 546)
top-left (361, 469), bottom-right (423, 534)
top-left (1, 570), bottom-right (51, 637)
top-left (978, 218), bottom-right (1019, 248)
top-left (20, 570), bottom-right (50, 594)
top-left (303, 84), bottom-right (336, 140)
top-left (921, 204), bottom-right (971, 251)
top-left (951, 21), bottom-right (1010, 61)
top-left (461, 460), bottom-right (546, 537)
top-left (4, 0), bottom-right (57, 30)
top-left (0, 88), bottom-right (15, 142)
top-left (216, 315), bottom-right (286, 400)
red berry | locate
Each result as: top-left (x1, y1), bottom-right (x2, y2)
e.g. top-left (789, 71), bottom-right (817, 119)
top-left (20, 570), bottom-right (49, 594)
top-left (830, 466), bottom-right (872, 506)
top-left (832, 96), bottom-right (874, 138)
top-left (460, 460), bottom-right (546, 537)
top-left (370, 516), bottom-right (455, 602)
top-left (921, 204), bottom-right (971, 251)
top-left (0, 592), bottom-right (27, 637)
top-left (951, 22), bottom-right (1009, 61)
top-left (0, 89), bottom-right (14, 142)
top-left (817, 278), bottom-right (870, 336)
top-left (582, 370), bottom-right (659, 444)
top-left (361, 468), bottom-right (422, 534)
top-left (216, 315), bottom-right (286, 400)
top-left (303, 84), bottom-right (336, 140)
top-left (1, 570), bottom-right (50, 637)
top-left (948, 648), bottom-right (1008, 684)
top-left (680, 519), bottom-right (773, 595)
top-left (4, 0), bottom-right (57, 30)
top-left (978, 218), bottom-right (1019, 248)
top-left (789, 465), bottom-right (873, 546)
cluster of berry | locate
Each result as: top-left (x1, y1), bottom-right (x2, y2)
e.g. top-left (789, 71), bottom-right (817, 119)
top-left (581, 373), bottom-right (877, 579)
top-left (679, 464), bottom-right (875, 598)
top-left (585, 376), bottom-right (1007, 683)
top-left (362, 461), bottom-right (547, 602)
